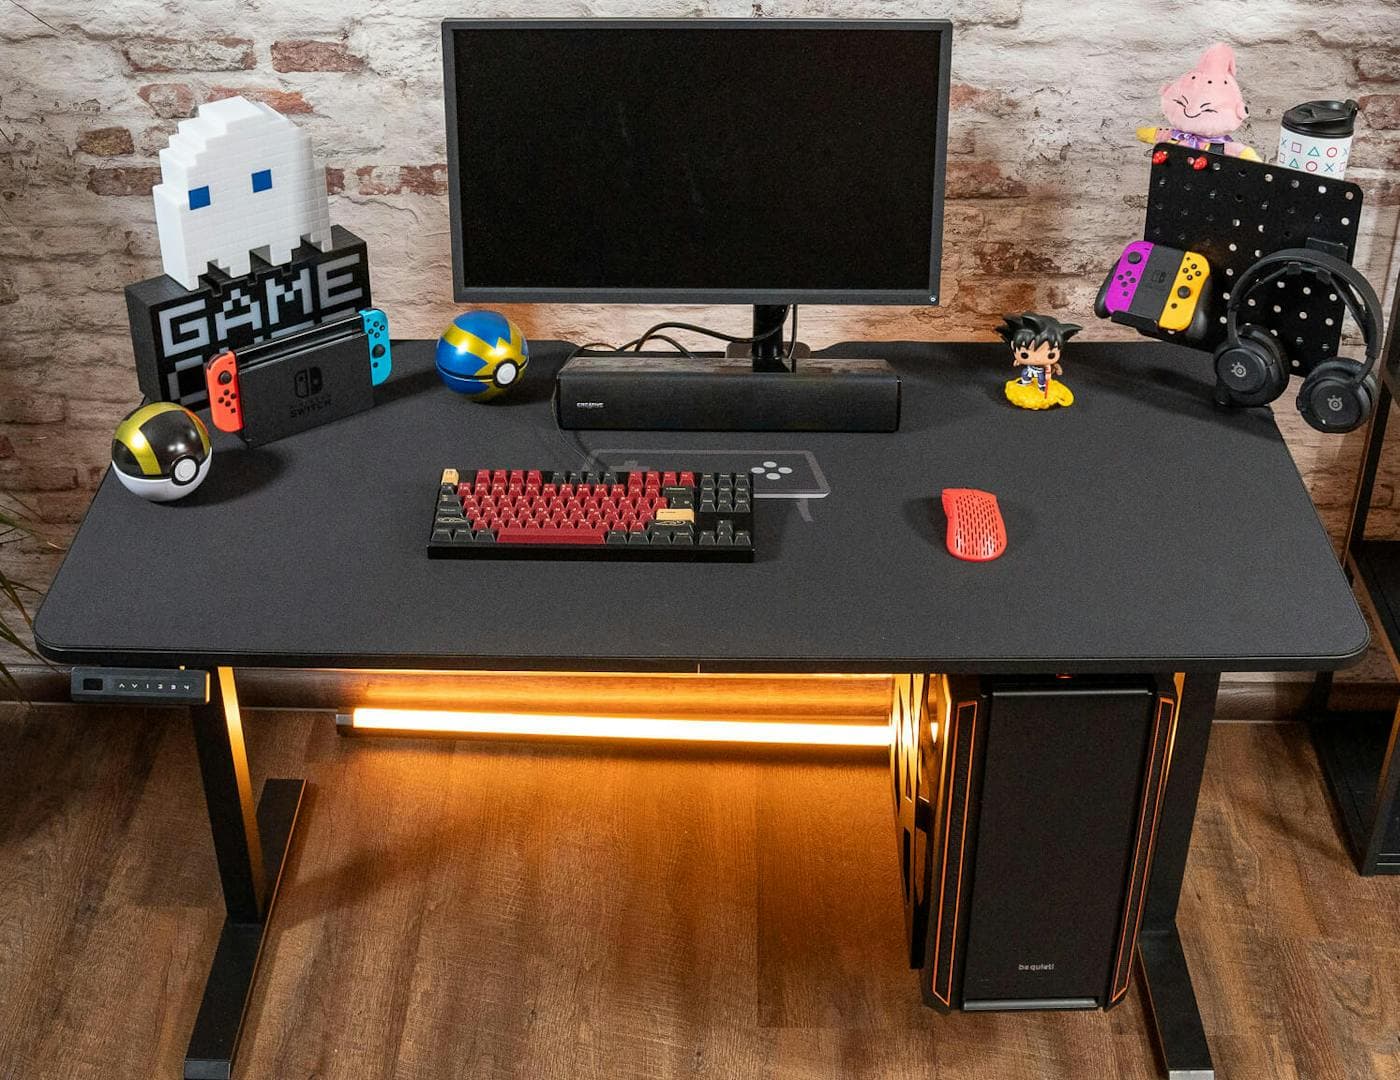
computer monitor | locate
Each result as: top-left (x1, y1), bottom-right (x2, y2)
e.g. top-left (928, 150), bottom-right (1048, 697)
top-left (440, 19), bottom-right (952, 431)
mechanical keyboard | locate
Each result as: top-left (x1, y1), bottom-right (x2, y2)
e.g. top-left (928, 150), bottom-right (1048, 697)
top-left (428, 468), bottom-right (755, 561)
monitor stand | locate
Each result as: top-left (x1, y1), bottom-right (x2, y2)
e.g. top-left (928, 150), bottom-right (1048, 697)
top-left (554, 305), bottom-right (901, 432)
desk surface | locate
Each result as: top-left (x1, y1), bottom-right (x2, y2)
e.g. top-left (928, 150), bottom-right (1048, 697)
top-left (35, 340), bottom-right (1367, 674)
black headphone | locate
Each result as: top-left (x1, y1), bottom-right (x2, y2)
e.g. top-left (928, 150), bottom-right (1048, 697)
top-left (1213, 247), bottom-right (1382, 434)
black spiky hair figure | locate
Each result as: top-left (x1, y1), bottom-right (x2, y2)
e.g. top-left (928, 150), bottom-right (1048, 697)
top-left (999, 312), bottom-right (1082, 408)
top-left (995, 312), bottom-right (1083, 364)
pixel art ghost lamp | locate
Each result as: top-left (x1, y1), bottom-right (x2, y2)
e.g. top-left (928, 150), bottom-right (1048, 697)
top-left (125, 96), bottom-right (374, 411)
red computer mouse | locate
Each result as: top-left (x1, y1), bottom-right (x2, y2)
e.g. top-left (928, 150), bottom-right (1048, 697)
top-left (941, 488), bottom-right (1007, 562)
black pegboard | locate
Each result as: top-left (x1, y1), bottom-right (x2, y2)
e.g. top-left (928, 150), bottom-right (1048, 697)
top-left (1143, 142), bottom-right (1364, 374)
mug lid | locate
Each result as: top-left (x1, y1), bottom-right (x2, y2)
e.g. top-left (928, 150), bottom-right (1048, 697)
top-left (1281, 99), bottom-right (1360, 137)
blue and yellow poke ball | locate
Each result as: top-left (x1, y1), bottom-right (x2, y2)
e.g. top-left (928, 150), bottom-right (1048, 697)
top-left (111, 402), bottom-right (212, 503)
top-left (436, 310), bottom-right (530, 401)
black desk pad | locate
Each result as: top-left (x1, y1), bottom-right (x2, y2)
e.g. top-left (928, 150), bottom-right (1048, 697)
top-left (34, 340), bottom-right (1367, 673)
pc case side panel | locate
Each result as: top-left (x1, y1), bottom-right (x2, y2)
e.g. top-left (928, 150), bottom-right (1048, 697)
top-left (959, 681), bottom-right (1155, 1008)
top-left (1107, 679), bottom-right (1180, 1005)
top-left (921, 674), bottom-right (987, 1011)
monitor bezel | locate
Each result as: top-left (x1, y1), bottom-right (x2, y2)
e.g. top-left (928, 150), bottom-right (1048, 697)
top-left (441, 18), bottom-right (952, 306)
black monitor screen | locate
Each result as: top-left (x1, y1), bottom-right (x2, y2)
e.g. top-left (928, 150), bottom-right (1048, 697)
top-left (443, 20), bottom-right (949, 303)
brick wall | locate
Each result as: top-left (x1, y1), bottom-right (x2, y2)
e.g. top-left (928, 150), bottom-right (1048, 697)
top-left (2, 2), bottom-right (1399, 689)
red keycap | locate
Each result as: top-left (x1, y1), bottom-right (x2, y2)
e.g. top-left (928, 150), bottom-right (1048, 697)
top-left (476, 470), bottom-right (492, 486)
top-left (611, 484), bottom-right (627, 499)
top-left (492, 470), bottom-right (507, 485)
top-left (662, 471), bottom-right (677, 487)
top-left (509, 470), bottom-right (524, 486)
top-left (527, 470), bottom-right (542, 487)
top-left (679, 471), bottom-right (695, 487)
top-left (575, 483), bottom-right (591, 499)
top-left (496, 526), bottom-right (606, 545)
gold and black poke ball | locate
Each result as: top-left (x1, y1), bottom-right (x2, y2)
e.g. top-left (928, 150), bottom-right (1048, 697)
top-left (111, 402), bottom-right (212, 503)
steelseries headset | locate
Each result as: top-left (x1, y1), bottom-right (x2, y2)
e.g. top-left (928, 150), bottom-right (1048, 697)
top-left (1213, 248), bottom-right (1382, 433)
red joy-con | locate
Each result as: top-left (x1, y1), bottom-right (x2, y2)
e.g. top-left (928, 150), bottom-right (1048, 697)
top-left (205, 350), bottom-right (244, 433)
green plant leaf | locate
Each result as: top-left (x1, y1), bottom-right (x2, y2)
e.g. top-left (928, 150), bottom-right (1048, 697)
top-left (0, 496), bottom-right (44, 699)
top-left (1, 574), bottom-right (34, 628)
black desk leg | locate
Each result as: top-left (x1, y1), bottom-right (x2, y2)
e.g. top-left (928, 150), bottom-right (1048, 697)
top-left (1137, 672), bottom-right (1219, 1080)
top-left (185, 667), bottom-right (306, 1080)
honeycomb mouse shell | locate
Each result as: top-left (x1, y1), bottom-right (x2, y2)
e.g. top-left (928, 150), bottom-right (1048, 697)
top-left (942, 488), bottom-right (1007, 562)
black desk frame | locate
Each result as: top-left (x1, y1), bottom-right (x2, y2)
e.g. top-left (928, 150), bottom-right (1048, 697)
top-left (1307, 269), bottom-right (1400, 876)
top-left (181, 664), bottom-right (1220, 1080)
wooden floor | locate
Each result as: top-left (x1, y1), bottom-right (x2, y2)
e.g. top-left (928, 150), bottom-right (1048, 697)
top-left (0, 705), bottom-right (1397, 1080)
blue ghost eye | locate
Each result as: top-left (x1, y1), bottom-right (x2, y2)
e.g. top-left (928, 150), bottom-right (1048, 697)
top-left (188, 185), bottom-right (211, 210)
top-left (251, 169), bottom-right (272, 192)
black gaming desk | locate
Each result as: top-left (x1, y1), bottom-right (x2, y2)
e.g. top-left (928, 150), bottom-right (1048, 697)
top-left (35, 340), bottom-right (1367, 1080)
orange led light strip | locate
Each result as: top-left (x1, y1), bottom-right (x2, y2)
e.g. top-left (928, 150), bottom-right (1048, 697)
top-left (348, 707), bottom-right (891, 747)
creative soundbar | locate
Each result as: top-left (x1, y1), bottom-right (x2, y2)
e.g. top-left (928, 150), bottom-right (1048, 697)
top-left (554, 354), bottom-right (902, 433)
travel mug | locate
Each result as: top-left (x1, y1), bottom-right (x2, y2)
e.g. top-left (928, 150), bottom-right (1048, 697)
top-left (1277, 99), bottom-right (1360, 178)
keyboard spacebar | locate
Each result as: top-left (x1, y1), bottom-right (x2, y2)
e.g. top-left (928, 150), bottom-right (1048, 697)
top-left (495, 527), bottom-right (607, 545)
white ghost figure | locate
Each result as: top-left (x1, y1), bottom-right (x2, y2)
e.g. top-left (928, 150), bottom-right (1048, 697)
top-left (152, 96), bottom-right (332, 290)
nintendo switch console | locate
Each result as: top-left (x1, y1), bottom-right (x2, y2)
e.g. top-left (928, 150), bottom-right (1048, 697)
top-left (206, 308), bottom-right (390, 446)
top-left (1095, 241), bottom-right (1212, 342)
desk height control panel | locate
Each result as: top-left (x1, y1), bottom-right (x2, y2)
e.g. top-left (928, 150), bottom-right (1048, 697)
top-left (70, 667), bottom-right (210, 705)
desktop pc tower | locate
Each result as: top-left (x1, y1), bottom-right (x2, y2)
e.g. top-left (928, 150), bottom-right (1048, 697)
top-left (894, 673), bottom-right (1179, 1011)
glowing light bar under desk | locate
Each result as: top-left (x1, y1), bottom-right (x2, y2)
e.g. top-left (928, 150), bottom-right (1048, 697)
top-left (344, 707), bottom-right (892, 747)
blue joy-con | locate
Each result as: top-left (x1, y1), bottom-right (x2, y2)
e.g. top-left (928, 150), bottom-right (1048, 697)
top-left (360, 307), bottom-right (392, 386)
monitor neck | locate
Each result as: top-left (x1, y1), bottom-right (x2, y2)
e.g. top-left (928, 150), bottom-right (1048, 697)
top-left (750, 304), bottom-right (790, 373)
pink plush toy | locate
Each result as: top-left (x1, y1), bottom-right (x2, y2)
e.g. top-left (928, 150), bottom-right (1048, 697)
top-left (1136, 43), bottom-right (1262, 161)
